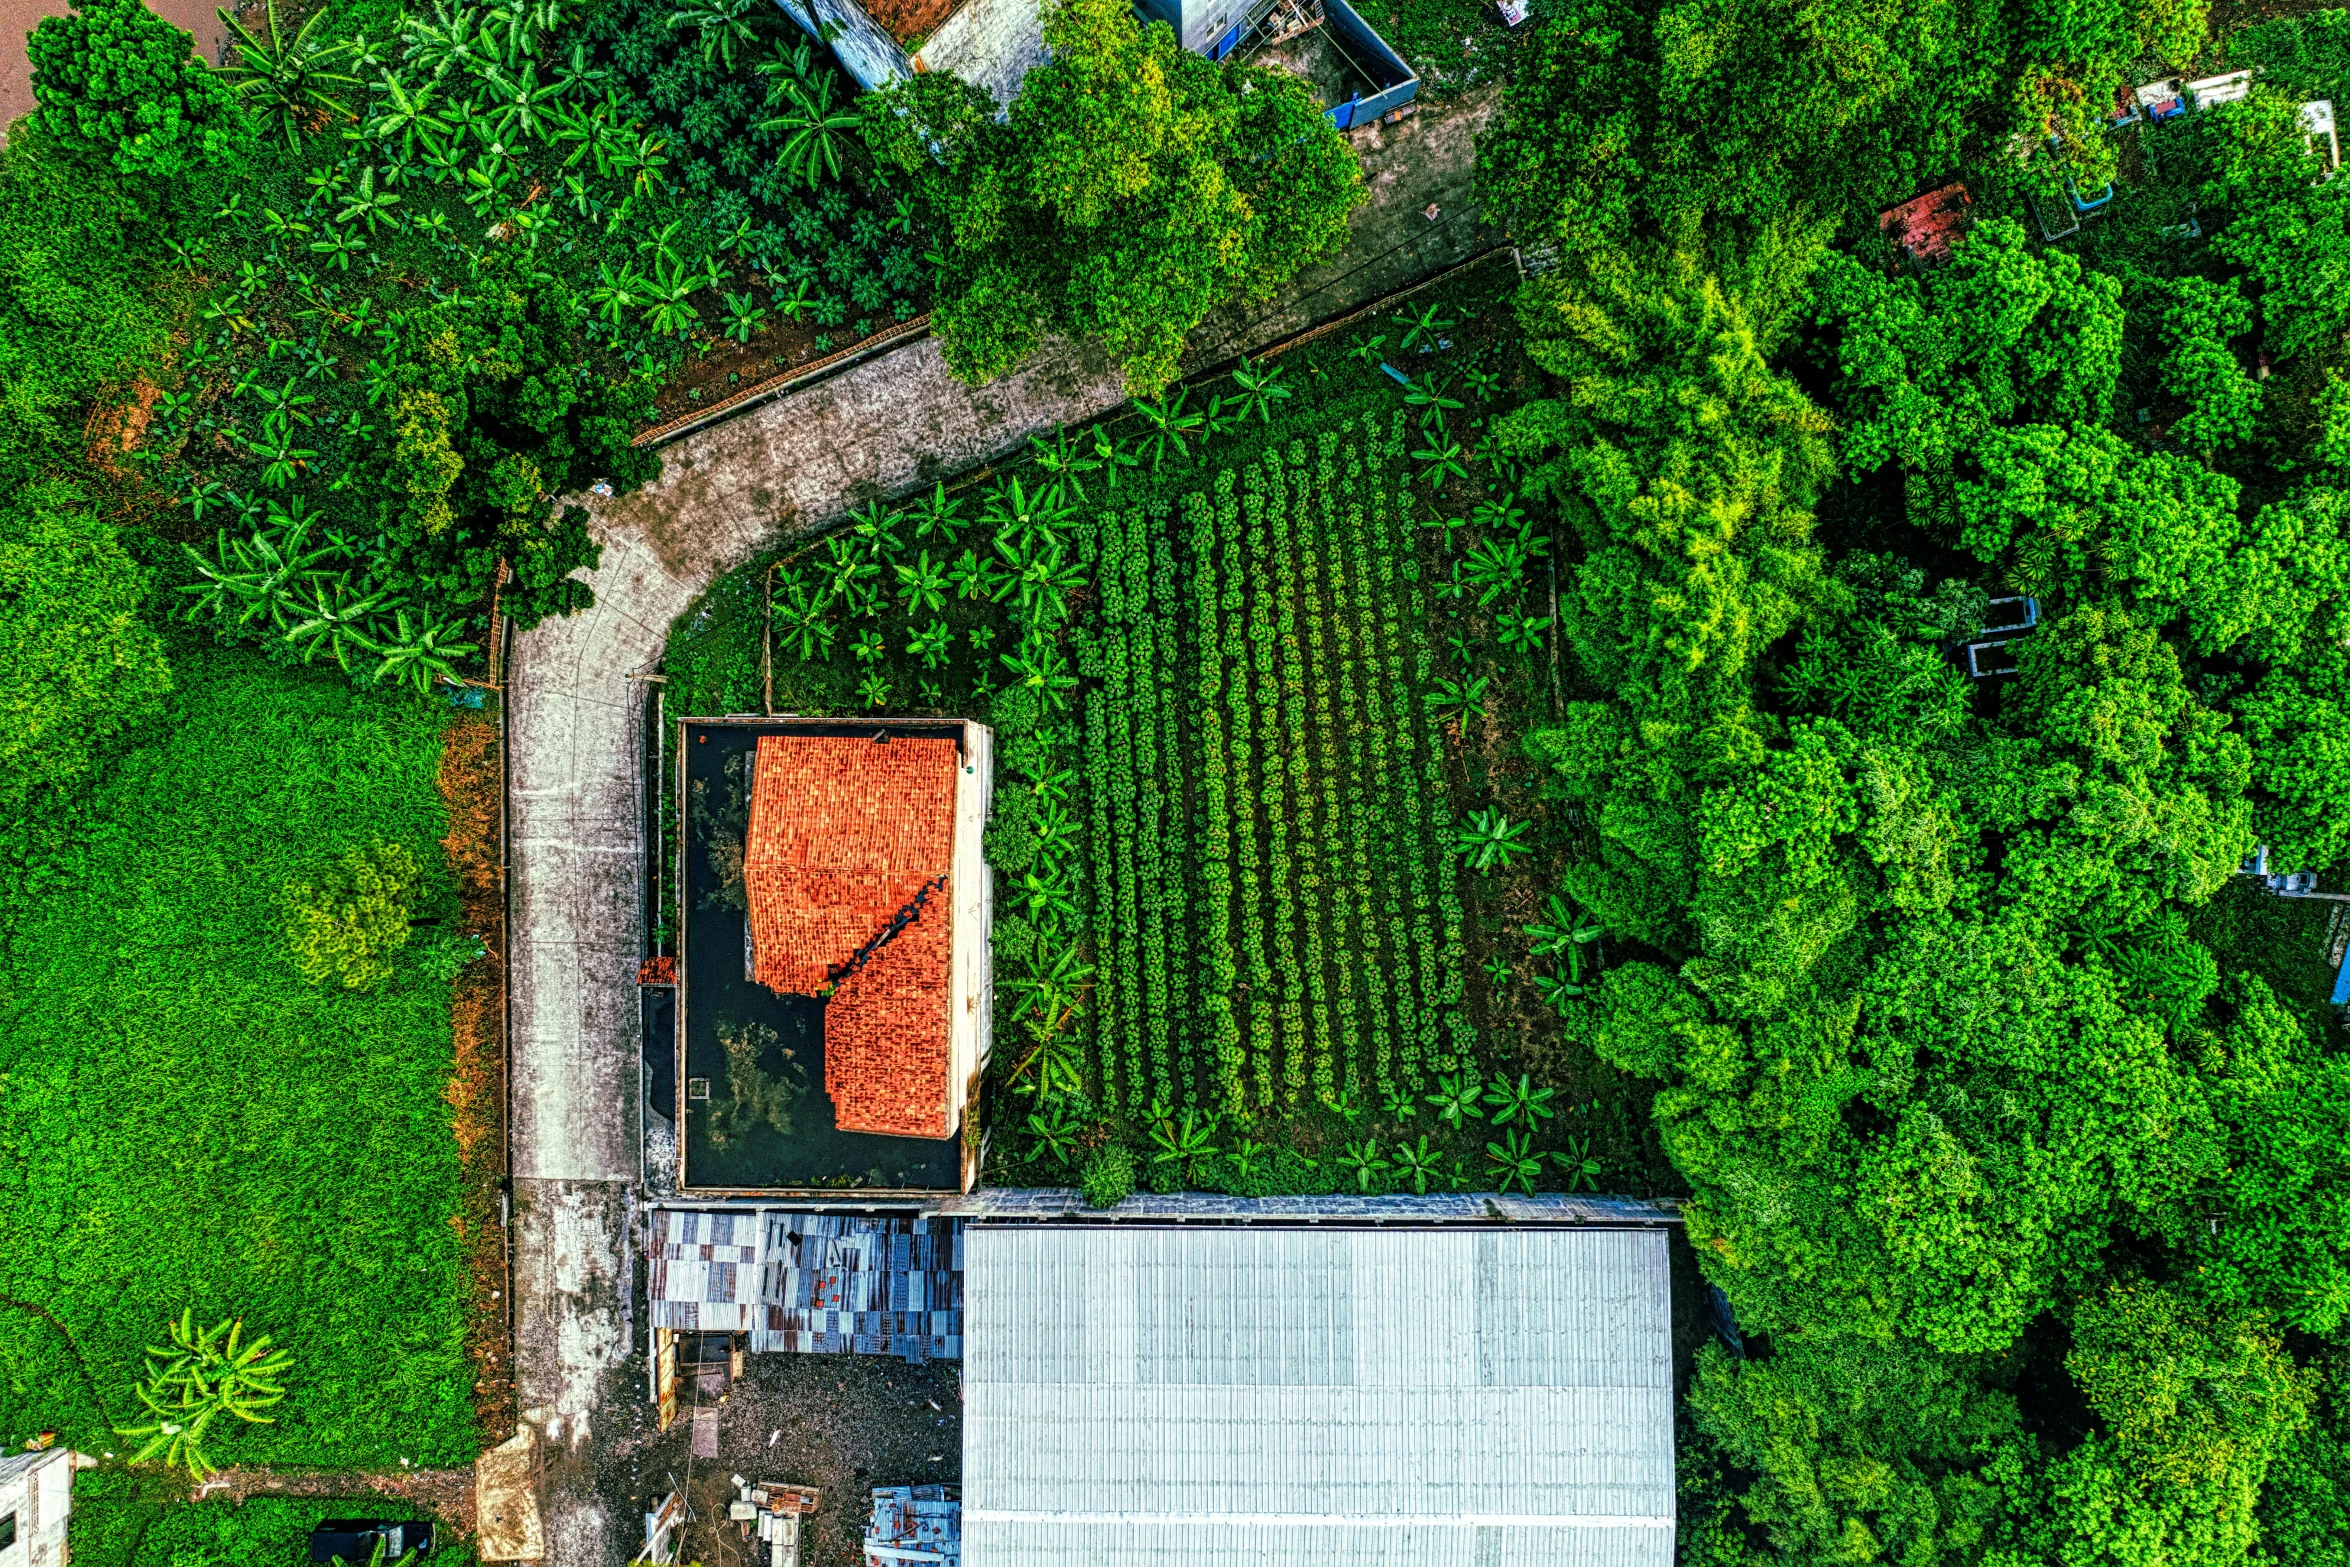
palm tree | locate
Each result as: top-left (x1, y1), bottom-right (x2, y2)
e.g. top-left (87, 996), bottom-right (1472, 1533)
top-left (219, 0), bottom-right (360, 148)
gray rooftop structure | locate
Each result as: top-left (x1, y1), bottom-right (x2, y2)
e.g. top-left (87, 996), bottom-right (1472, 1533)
top-left (959, 1224), bottom-right (1675, 1566)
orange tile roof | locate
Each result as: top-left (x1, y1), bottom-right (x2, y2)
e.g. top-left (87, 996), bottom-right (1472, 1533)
top-left (825, 896), bottom-right (953, 1138)
top-left (743, 733), bottom-right (958, 1139)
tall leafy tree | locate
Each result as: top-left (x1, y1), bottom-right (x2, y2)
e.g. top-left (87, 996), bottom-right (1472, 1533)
top-left (27, 0), bottom-right (241, 178)
top-left (859, 0), bottom-right (1363, 394)
top-left (0, 481), bottom-right (172, 814)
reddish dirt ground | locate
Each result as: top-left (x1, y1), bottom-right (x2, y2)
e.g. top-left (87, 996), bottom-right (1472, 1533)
top-left (437, 712), bottom-right (518, 1446)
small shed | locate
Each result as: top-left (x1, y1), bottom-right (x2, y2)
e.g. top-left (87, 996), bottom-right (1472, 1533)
top-left (959, 1224), bottom-right (1675, 1565)
top-left (0, 1450), bottom-right (75, 1567)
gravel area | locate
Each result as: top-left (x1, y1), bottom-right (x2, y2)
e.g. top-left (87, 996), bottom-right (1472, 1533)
top-left (590, 1351), bottom-right (963, 1567)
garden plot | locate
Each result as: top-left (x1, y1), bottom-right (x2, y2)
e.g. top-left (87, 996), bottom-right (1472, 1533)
top-left (660, 255), bottom-right (1675, 1202)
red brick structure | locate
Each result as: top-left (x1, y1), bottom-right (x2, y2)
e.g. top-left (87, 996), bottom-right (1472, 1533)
top-left (744, 733), bottom-right (959, 1138)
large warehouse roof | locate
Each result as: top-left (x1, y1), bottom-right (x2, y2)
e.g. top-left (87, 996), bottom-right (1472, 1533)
top-left (960, 1225), bottom-right (1675, 1566)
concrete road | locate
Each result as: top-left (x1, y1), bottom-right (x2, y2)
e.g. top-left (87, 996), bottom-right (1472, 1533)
top-left (503, 85), bottom-right (1501, 1566)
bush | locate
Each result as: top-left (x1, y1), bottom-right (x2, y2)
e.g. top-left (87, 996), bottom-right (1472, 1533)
top-left (1080, 1142), bottom-right (1136, 1207)
top-left (27, 0), bottom-right (239, 178)
top-left (283, 841), bottom-right (423, 990)
top-left (0, 481), bottom-right (172, 816)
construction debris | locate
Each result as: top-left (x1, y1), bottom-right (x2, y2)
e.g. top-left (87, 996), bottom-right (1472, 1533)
top-left (862, 1485), bottom-right (960, 1567)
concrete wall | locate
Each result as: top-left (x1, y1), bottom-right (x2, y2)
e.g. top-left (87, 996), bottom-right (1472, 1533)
top-left (1324, 0), bottom-right (1418, 122)
top-left (0, 1450), bottom-right (73, 1567)
top-left (916, 0), bottom-right (1046, 115)
top-left (1134, 0), bottom-right (1249, 57)
top-left (773, 0), bottom-right (913, 92)
top-left (946, 721), bottom-right (994, 1144)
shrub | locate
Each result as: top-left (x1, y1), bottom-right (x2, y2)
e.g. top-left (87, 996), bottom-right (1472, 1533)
top-left (27, 0), bottom-right (239, 178)
top-left (283, 841), bottom-right (423, 990)
top-left (1080, 1142), bottom-right (1136, 1207)
top-left (0, 481), bottom-right (172, 816)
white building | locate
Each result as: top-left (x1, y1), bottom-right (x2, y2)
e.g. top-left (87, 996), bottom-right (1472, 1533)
top-left (0, 1449), bottom-right (74, 1567)
top-left (959, 1221), bottom-right (1677, 1566)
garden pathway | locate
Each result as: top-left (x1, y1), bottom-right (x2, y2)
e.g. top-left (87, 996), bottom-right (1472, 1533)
top-left (504, 84), bottom-right (1498, 1566)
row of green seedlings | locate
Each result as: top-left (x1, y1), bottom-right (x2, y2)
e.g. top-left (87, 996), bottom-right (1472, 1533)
top-left (1082, 503), bottom-right (1198, 1110)
top-left (1171, 415), bottom-right (1471, 1114)
top-left (1023, 1069), bottom-right (1606, 1194)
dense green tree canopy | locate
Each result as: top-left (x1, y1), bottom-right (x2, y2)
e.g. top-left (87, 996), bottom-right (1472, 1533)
top-left (860, 0), bottom-right (1363, 393)
top-left (27, 0), bottom-right (241, 178)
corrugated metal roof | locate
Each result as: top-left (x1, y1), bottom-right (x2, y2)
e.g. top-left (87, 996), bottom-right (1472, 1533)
top-left (961, 1226), bottom-right (1675, 1567)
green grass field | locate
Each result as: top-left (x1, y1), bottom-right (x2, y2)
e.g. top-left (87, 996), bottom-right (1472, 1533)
top-left (0, 644), bottom-right (477, 1476)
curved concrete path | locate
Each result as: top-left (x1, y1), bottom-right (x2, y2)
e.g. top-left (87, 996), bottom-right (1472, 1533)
top-left (505, 86), bottom-right (1499, 1566)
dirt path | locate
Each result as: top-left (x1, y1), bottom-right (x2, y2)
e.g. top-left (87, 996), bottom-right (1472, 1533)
top-left (203, 1464), bottom-right (477, 1537)
top-left (505, 87), bottom-right (1503, 1567)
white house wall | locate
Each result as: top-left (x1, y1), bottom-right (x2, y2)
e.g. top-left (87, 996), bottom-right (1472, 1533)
top-left (915, 0), bottom-right (1046, 115)
top-left (774, 0), bottom-right (912, 91)
top-left (946, 722), bottom-right (995, 1141)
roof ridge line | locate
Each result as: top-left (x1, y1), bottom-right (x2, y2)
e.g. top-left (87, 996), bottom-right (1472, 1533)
top-left (828, 870), bottom-right (949, 988)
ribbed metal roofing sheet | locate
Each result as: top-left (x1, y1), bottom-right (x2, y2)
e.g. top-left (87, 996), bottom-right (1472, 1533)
top-left (961, 1226), bottom-right (1674, 1567)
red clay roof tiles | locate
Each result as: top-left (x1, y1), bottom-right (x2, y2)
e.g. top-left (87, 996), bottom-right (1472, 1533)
top-left (743, 733), bottom-right (958, 1140)
top-left (825, 896), bottom-right (953, 1139)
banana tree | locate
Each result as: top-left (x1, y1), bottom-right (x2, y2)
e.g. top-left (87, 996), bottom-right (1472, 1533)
top-left (1026, 424), bottom-right (1100, 500)
top-left (1453, 808), bottom-right (1530, 874)
top-left (308, 226), bottom-right (367, 271)
top-left (994, 537), bottom-right (1083, 624)
top-left (669, 0), bottom-right (762, 68)
top-left (775, 573), bottom-right (837, 661)
top-left (894, 550), bottom-right (950, 614)
top-left (284, 577), bottom-right (396, 670)
top-left (1460, 533), bottom-right (1529, 606)
top-left (984, 474), bottom-right (1073, 554)
top-left (1229, 354), bottom-right (1290, 422)
top-left (1000, 633), bottom-right (1078, 711)
top-left (1130, 386), bottom-right (1203, 469)
top-left (481, 59), bottom-right (562, 143)
top-left (219, 0), bottom-right (359, 147)
top-left (907, 619), bottom-right (954, 669)
top-left (762, 74), bottom-right (859, 187)
top-left (638, 251), bottom-right (720, 338)
top-left (1422, 673), bottom-right (1489, 728)
top-left (946, 546), bottom-right (1003, 601)
top-left (905, 481), bottom-right (968, 544)
top-left (334, 165), bottom-right (403, 232)
top-left (620, 128), bottom-right (671, 194)
top-left (371, 609), bottom-right (481, 692)
top-left (1394, 301), bottom-right (1456, 351)
top-left (721, 291), bottom-right (769, 344)
top-left (1083, 423), bottom-right (1140, 489)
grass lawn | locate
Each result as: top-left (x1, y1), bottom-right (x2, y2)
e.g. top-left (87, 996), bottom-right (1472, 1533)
top-left (0, 643), bottom-right (478, 1477)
